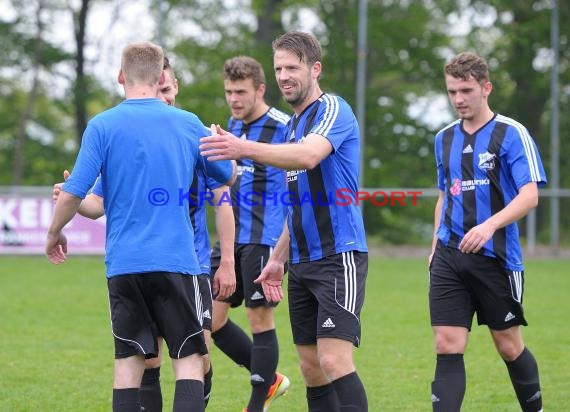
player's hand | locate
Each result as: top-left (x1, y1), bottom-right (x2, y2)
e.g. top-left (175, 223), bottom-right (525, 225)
top-left (46, 231), bottom-right (68, 264)
top-left (199, 124), bottom-right (244, 161)
top-left (212, 258), bottom-right (236, 300)
top-left (459, 221), bottom-right (495, 254)
top-left (254, 260), bottom-right (285, 303)
top-left (52, 170), bottom-right (70, 203)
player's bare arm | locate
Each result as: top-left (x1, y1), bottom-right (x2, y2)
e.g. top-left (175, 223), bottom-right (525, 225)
top-left (459, 182), bottom-right (539, 254)
top-left (201, 126), bottom-right (333, 170)
top-left (52, 170), bottom-right (105, 220)
top-left (255, 223), bottom-right (289, 303)
top-left (46, 191), bottom-right (83, 264)
top-left (211, 185), bottom-right (236, 300)
top-left (429, 190), bottom-right (445, 265)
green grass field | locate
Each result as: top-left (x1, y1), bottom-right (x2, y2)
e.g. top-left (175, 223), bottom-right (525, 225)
top-left (1, 255), bottom-right (568, 411)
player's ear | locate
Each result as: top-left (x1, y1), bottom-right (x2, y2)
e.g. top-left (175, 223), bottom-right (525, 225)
top-left (257, 82), bottom-right (266, 98)
top-left (117, 69), bottom-right (125, 85)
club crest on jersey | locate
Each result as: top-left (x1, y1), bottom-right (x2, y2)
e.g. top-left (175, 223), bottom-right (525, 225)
top-left (449, 178), bottom-right (461, 196)
top-left (478, 151), bottom-right (496, 171)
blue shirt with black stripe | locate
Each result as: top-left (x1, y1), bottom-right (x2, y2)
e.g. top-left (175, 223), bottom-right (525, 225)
top-left (435, 113), bottom-right (547, 271)
top-left (227, 107), bottom-right (289, 246)
top-left (284, 93), bottom-right (368, 264)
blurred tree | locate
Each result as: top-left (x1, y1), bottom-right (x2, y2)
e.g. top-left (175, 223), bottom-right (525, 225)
top-left (0, 0), bottom-right (567, 244)
top-left (70, 0), bottom-right (91, 145)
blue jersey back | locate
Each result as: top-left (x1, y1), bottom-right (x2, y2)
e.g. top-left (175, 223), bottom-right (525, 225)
top-left (285, 94), bottom-right (368, 263)
top-left (63, 98), bottom-right (233, 277)
top-left (227, 107), bottom-right (289, 246)
top-left (435, 114), bottom-right (547, 270)
top-left (91, 168), bottom-right (223, 275)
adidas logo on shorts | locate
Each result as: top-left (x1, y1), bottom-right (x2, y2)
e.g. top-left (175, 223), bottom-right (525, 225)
top-left (203, 310), bottom-right (211, 319)
top-left (250, 291), bottom-right (264, 300)
top-left (504, 312), bottom-right (515, 322)
top-left (321, 317), bottom-right (335, 328)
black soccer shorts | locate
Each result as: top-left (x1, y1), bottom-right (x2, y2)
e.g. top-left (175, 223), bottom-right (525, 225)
top-left (210, 242), bottom-right (278, 309)
top-left (288, 251), bottom-right (368, 346)
top-left (429, 241), bottom-right (527, 331)
top-left (108, 272), bottom-right (207, 359)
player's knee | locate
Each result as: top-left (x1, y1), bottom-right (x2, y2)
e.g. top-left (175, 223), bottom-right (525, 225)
top-left (318, 352), bottom-right (353, 379)
top-left (495, 339), bottom-right (524, 361)
top-left (145, 356), bottom-right (161, 369)
top-left (298, 356), bottom-right (322, 380)
top-left (434, 330), bottom-right (467, 354)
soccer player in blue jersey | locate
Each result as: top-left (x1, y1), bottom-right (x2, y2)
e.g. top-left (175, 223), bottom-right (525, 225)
top-left (201, 32), bottom-right (369, 412)
top-left (51, 55), bottom-right (236, 411)
top-left (428, 51), bottom-right (546, 412)
top-left (46, 41), bottom-right (235, 412)
top-left (208, 56), bottom-right (291, 412)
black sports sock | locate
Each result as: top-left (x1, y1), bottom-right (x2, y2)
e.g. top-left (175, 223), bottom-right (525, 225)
top-left (307, 383), bottom-right (340, 412)
top-left (140, 367), bottom-right (162, 412)
top-left (212, 319), bottom-right (253, 370)
top-left (505, 347), bottom-right (542, 412)
top-left (204, 364), bottom-right (213, 407)
top-left (247, 329), bottom-right (279, 412)
top-left (331, 371), bottom-right (368, 412)
top-left (173, 379), bottom-right (204, 412)
top-left (112, 388), bottom-right (141, 412)
top-left (431, 353), bottom-right (465, 412)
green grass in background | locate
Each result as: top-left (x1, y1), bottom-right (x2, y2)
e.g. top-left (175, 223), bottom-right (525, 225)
top-left (0, 255), bottom-right (568, 411)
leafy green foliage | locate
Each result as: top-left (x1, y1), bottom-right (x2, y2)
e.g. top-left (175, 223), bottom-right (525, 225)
top-left (0, 0), bottom-right (568, 244)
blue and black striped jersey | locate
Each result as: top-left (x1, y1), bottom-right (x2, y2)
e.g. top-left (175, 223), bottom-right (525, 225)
top-left (227, 107), bottom-right (290, 246)
top-left (284, 94), bottom-right (368, 264)
top-left (435, 114), bottom-right (547, 271)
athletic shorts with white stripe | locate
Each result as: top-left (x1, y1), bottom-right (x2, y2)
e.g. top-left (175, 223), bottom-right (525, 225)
top-left (108, 272), bottom-right (207, 359)
top-left (429, 241), bottom-right (527, 331)
top-left (288, 251), bottom-right (368, 347)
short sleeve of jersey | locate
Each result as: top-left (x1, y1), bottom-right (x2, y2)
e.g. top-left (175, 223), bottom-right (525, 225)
top-left (92, 176), bottom-right (103, 197)
top-left (197, 122), bottom-right (232, 188)
top-left (310, 95), bottom-right (356, 152)
top-left (435, 131), bottom-right (445, 191)
top-left (205, 174), bottom-right (224, 190)
top-left (503, 125), bottom-right (547, 189)
top-left (62, 121), bottom-right (104, 198)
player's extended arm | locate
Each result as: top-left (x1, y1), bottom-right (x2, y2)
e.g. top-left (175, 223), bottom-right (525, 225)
top-left (76, 194), bottom-right (104, 220)
top-left (211, 186), bottom-right (236, 300)
top-left (460, 182), bottom-right (539, 254)
top-left (52, 170), bottom-right (104, 220)
top-left (254, 222), bottom-right (289, 302)
top-left (201, 126), bottom-right (333, 170)
top-left (429, 190), bottom-right (444, 265)
top-left (46, 191), bottom-right (83, 264)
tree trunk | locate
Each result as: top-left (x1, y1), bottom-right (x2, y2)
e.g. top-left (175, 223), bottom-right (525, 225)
top-left (73, 0), bottom-right (90, 145)
top-left (12, 0), bottom-right (45, 185)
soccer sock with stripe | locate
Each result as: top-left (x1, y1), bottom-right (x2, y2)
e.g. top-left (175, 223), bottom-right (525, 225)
top-left (331, 371), bottom-right (368, 412)
top-left (431, 353), bottom-right (465, 412)
top-left (173, 379), bottom-right (204, 412)
top-left (247, 329), bottom-right (279, 411)
top-left (140, 366), bottom-right (162, 412)
top-left (307, 383), bottom-right (340, 412)
top-left (504, 347), bottom-right (542, 412)
top-left (212, 319), bottom-right (252, 370)
top-left (112, 388), bottom-right (141, 412)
